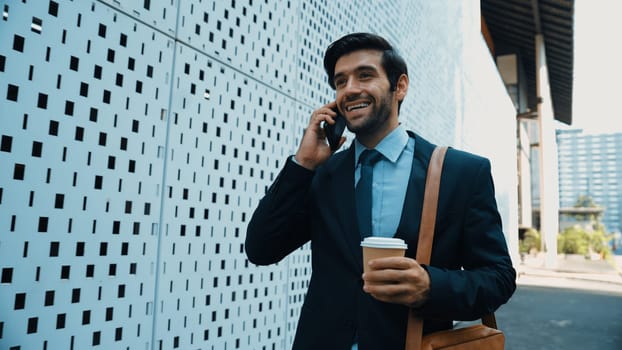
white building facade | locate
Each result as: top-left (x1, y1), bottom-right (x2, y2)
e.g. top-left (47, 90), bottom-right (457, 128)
top-left (0, 1), bottom-right (517, 349)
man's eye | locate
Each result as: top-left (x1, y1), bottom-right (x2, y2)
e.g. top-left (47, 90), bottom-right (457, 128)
top-left (334, 79), bottom-right (346, 87)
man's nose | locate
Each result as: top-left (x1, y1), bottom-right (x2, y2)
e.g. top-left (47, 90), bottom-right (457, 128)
top-left (342, 77), bottom-right (362, 94)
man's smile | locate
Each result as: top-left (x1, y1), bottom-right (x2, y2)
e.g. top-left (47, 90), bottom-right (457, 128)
top-left (346, 102), bottom-right (370, 112)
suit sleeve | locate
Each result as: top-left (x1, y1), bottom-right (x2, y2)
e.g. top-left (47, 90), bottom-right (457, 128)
top-left (245, 157), bottom-right (315, 265)
top-left (415, 158), bottom-right (516, 321)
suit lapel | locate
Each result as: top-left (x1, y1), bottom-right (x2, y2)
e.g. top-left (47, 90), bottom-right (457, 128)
top-left (325, 148), bottom-right (364, 271)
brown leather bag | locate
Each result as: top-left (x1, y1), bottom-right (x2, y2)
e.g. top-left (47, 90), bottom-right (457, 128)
top-left (405, 146), bottom-right (505, 350)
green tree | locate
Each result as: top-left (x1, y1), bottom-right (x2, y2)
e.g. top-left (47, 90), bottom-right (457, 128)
top-left (572, 195), bottom-right (603, 222)
top-left (557, 226), bottom-right (612, 259)
top-left (558, 226), bottom-right (589, 255)
top-left (519, 228), bottom-right (541, 254)
top-left (574, 194), bottom-right (596, 208)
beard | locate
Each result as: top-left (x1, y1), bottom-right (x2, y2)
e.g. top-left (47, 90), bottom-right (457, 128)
top-left (345, 90), bottom-right (394, 136)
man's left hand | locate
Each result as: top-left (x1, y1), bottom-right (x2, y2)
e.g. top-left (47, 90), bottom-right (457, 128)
top-left (362, 256), bottom-right (430, 307)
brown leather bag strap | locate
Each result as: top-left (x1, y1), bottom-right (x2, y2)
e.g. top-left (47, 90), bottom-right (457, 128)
top-left (482, 313), bottom-right (498, 329)
top-left (405, 313), bottom-right (424, 350)
top-left (414, 146), bottom-right (447, 266)
top-left (405, 146), bottom-right (447, 350)
top-left (404, 146), bottom-right (498, 350)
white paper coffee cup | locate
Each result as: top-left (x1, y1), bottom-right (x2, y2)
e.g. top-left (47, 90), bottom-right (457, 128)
top-left (360, 237), bottom-right (407, 273)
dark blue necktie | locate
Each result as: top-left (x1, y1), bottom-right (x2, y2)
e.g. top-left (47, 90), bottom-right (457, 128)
top-left (355, 149), bottom-right (383, 238)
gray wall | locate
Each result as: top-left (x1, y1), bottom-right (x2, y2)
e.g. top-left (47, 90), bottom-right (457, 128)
top-left (0, 1), bottom-right (517, 349)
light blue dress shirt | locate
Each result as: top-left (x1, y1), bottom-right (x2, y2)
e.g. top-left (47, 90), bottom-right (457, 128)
top-left (351, 125), bottom-right (413, 349)
top-left (354, 125), bottom-right (414, 238)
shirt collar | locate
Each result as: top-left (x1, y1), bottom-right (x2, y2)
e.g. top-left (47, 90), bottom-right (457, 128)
top-left (354, 124), bottom-right (409, 165)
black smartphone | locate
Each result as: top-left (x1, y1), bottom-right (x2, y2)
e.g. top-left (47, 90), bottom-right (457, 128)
top-left (324, 108), bottom-right (346, 151)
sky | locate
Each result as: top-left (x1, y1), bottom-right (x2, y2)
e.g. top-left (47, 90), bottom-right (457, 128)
top-left (560, 0), bottom-right (622, 134)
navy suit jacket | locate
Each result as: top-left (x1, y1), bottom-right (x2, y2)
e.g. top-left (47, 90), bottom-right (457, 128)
top-left (246, 132), bottom-right (516, 350)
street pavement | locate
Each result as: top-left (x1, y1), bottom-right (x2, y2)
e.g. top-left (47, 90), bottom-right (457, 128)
top-left (489, 253), bottom-right (622, 350)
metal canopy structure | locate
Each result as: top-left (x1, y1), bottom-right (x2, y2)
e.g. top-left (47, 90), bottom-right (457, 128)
top-left (481, 0), bottom-right (574, 125)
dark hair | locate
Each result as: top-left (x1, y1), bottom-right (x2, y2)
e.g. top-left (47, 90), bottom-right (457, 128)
top-left (323, 33), bottom-right (408, 91)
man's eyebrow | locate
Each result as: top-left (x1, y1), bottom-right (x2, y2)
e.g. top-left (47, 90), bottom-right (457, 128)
top-left (333, 65), bottom-right (379, 80)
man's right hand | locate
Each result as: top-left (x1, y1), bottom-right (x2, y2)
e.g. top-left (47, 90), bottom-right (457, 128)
top-left (294, 101), bottom-right (345, 170)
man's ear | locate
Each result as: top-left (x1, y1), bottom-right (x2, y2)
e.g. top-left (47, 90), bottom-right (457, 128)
top-left (395, 74), bottom-right (409, 101)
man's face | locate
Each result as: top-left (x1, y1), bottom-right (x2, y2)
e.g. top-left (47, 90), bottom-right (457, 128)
top-left (333, 49), bottom-right (398, 137)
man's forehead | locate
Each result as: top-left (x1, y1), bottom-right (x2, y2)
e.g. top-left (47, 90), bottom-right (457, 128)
top-left (334, 49), bottom-right (383, 75)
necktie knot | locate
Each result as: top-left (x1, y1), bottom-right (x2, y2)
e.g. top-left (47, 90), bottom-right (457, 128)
top-left (359, 149), bottom-right (383, 167)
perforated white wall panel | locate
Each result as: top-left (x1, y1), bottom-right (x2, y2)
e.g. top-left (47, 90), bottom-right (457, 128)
top-left (1, 1), bottom-right (516, 349)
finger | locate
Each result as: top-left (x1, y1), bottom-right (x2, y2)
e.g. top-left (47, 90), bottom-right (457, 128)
top-left (311, 112), bottom-right (325, 125)
top-left (325, 100), bottom-right (338, 110)
top-left (322, 101), bottom-right (339, 115)
top-left (364, 282), bottom-right (411, 296)
top-left (363, 278), bottom-right (428, 306)
top-left (311, 109), bottom-right (335, 126)
top-left (364, 268), bottom-right (411, 284)
top-left (368, 256), bottom-right (415, 270)
top-left (364, 284), bottom-right (414, 305)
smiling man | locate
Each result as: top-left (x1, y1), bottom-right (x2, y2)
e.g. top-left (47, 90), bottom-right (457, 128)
top-left (245, 33), bottom-right (516, 350)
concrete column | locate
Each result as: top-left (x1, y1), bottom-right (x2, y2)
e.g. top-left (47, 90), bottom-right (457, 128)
top-left (535, 34), bottom-right (560, 268)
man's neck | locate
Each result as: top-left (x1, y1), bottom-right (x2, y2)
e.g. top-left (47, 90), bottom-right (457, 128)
top-left (356, 121), bottom-right (399, 149)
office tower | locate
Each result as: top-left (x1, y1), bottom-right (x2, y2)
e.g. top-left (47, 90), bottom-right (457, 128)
top-left (557, 129), bottom-right (622, 234)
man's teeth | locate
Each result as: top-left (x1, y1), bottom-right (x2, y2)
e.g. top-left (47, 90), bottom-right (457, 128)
top-left (346, 103), bottom-right (369, 112)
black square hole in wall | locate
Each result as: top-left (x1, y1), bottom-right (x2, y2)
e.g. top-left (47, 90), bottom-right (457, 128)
top-left (72, 288), bottom-right (80, 303)
top-left (94, 175), bottom-right (103, 189)
top-left (13, 163), bottom-right (25, 180)
top-left (32, 141), bottom-right (42, 157)
top-left (7, 84), bottom-right (19, 101)
top-left (89, 107), bottom-right (98, 122)
top-left (49, 241), bottom-right (59, 256)
top-left (13, 35), bottom-right (24, 52)
top-left (76, 242), bottom-right (85, 256)
top-left (1, 268), bottom-right (13, 283)
top-left (38, 217), bottom-right (48, 232)
top-left (86, 264), bottom-right (94, 277)
top-left (80, 82), bottom-right (89, 97)
top-left (92, 330), bottom-right (101, 346)
top-left (48, 1), bottom-right (59, 17)
top-left (98, 23), bottom-right (107, 38)
top-left (37, 93), bottom-right (48, 109)
top-left (65, 100), bottom-right (74, 115)
top-left (27, 317), bottom-right (38, 334)
top-left (45, 290), bottom-right (55, 306)
top-left (60, 265), bottom-right (70, 279)
top-left (1, 135), bottom-right (12, 152)
top-left (14, 293), bottom-right (26, 310)
top-left (56, 314), bottom-right (66, 329)
top-left (49, 120), bottom-right (59, 135)
top-left (70, 56), bottom-right (79, 71)
top-left (55, 194), bottom-right (64, 208)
